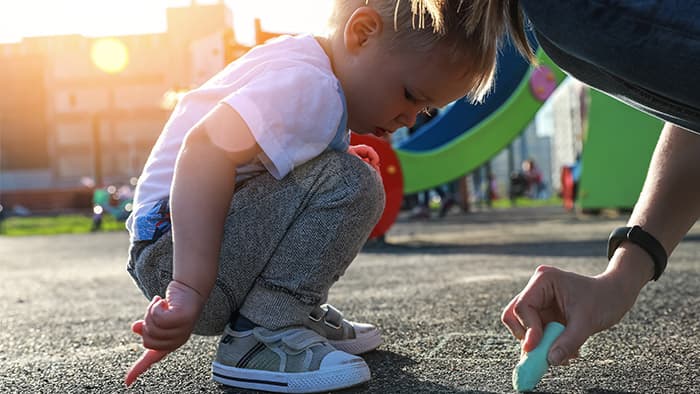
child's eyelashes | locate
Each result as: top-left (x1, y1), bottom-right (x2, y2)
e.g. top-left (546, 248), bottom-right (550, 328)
top-left (404, 88), bottom-right (432, 114)
top-left (404, 88), bottom-right (417, 103)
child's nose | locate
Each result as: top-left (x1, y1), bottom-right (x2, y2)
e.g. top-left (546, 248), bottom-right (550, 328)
top-left (398, 110), bottom-right (418, 129)
top-left (402, 115), bottom-right (417, 129)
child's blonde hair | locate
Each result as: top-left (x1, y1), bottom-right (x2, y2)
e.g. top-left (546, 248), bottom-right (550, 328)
top-left (330, 0), bottom-right (534, 103)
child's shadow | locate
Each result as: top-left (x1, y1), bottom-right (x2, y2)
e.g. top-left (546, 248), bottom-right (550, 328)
top-left (219, 350), bottom-right (495, 393)
top-left (341, 349), bottom-right (495, 394)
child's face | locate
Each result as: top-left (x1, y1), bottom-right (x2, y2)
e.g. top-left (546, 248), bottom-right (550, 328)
top-left (343, 43), bottom-right (474, 138)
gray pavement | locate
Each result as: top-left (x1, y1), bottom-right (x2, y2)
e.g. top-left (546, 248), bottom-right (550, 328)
top-left (1, 206), bottom-right (698, 393)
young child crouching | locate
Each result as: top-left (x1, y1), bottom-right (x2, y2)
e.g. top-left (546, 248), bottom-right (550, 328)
top-left (125, 0), bottom-right (532, 392)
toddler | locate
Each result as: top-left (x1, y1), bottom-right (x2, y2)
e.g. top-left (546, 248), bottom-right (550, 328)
top-left (125, 0), bottom-right (531, 392)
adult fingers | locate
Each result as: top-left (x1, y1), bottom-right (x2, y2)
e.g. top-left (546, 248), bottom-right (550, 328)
top-left (548, 317), bottom-right (590, 366)
top-left (547, 306), bottom-right (594, 365)
top-left (501, 295), bottom-right (526, 340)
top-left (512, 265), bottom-right (561, 352)
top-left (125, 349), bottom-right (169, 387)
top-left (514, 300), bottom-right (544, 353)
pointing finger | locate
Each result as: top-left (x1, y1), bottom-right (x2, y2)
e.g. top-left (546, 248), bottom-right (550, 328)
top-left (125, 349), bottom-right (169, 387)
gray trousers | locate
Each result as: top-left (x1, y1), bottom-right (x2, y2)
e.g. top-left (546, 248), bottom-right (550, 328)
top-left (127, 151), bottom-right (385, 335)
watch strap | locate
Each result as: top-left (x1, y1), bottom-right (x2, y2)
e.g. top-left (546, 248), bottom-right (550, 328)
top-left (607, 225), bottom-right (668, 281)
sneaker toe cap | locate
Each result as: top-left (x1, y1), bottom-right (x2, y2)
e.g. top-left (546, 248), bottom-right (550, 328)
top-left (320, 350), bottom-right (366, 368)
top-left (350, 322), bottom-right (377, 336)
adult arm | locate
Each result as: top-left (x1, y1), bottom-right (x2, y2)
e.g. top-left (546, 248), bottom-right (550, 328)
top-left (502, 123), bottom-right (700, 365)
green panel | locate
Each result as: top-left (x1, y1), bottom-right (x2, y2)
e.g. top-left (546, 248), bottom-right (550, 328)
top-left (578, 90), bottom-right (663, 210)
top-left (396, 50), bottom-right (567, 194)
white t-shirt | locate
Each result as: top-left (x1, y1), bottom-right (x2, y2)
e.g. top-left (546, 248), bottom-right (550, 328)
top-left (126, 34), bottom-right (349, 241)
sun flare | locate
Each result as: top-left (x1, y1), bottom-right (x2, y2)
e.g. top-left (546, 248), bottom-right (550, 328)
top-left (90, 38), bottom-right (129, 74)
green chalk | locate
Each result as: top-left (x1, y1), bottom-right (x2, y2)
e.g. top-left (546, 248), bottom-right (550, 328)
top-left (512, 322), bottom-right (565, 392)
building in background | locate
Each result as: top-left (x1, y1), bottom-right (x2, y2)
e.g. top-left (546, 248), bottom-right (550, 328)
top-left (0, 1), bottom-right (253, 212)
top-left (481, 77), bottom-right (588, 201)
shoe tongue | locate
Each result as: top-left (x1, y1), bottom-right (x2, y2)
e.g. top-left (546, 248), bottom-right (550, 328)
top-left (253, 327), bottom-right (327, 351)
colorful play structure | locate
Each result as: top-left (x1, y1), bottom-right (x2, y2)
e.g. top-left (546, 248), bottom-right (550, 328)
top-left (358, 39), bottom-right (663, 240)
top-left (91, 185), bottom-right (133, 231)
top-left (574, 90), bottom-right (662, 211)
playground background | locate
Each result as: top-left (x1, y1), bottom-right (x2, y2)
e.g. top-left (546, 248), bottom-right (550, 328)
top-left (1, 2), bottom-right (698, 393)
top-left (0, 1), bottom-right (663, 232)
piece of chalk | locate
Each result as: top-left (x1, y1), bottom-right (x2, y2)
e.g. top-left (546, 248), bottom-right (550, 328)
top-left (512, 322), bottom-right (565, 392)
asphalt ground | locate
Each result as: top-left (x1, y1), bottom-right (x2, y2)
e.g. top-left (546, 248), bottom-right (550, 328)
top-left (1, 206), bottom-right (698, 393)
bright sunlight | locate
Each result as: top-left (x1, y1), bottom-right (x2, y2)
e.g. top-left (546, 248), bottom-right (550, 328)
top-left (0, 0), bottom-right (334, 44)
top-left (91, 38), bottom-right (129, 74)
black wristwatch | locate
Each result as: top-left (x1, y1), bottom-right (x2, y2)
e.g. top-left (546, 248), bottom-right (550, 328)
top-left (607, 225), bottom-right (667, 281)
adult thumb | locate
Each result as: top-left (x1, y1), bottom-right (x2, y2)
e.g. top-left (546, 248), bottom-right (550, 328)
top-left (548, 319), bottom-right (588, 365)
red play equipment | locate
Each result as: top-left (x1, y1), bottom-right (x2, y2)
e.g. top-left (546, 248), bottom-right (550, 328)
top-left (350, 133), bottom-right (404, 240)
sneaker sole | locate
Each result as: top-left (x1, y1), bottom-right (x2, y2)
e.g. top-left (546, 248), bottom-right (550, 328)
top-left (212, 360), bottom-right (371, 393)
top-left (329, 327), bottom-right (383, 355)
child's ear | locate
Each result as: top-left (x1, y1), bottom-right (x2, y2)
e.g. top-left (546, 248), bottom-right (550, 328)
top-left (344, 6), bottom-right (383, 53)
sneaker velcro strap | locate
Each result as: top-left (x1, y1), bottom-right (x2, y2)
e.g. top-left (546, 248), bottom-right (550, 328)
top-left (308, 306), bottom-right (325, 322)
top-left (321, 304), bottom-right (344, 330)
top-left (253, 327), bottom-right (327, 352)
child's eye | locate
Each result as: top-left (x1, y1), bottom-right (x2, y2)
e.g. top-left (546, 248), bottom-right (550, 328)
top-left (404, 88), bottom-right (417, 102)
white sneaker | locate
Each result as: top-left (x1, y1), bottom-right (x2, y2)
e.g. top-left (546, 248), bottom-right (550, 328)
top-left (306, 304), bottom-right (383, 355)
top-left (212, 325), bottom-right (371, 393)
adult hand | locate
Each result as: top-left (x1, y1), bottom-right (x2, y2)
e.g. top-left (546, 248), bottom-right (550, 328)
top-left (501, 265), bottom-right (641, 365)
top-left (125, 280), bottom-right (205, 386)
top-left (348, 144), bottom-right (381, 172)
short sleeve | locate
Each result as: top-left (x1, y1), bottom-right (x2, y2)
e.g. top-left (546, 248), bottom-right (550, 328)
top-left (221, 65), bottom-right (344, 179)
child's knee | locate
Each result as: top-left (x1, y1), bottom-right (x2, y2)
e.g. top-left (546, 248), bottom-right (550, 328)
top-left (353, 160), bottom-right (385, 224)
top-left (321, 151), bottom-right (385, 223)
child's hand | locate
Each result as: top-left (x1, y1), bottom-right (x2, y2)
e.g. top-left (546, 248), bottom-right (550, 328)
top-left (125, 280), bottom-right (205, 386)
top-left (348, 144), bottom-right (381, 172)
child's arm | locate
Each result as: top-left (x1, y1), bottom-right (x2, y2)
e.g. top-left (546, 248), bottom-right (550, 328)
top-left (170, 103), bottom-right (260, 306)
top-left (126, 103), bottom-right (261, 386)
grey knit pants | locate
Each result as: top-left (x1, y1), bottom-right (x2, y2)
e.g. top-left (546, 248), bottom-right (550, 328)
top-left (127, 151), bottom-right (385, 335)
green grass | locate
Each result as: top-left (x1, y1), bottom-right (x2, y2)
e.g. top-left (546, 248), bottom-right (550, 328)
top-left (428, 196), bottom-right (563, 210)
top-left (0, 214), bottom-right (126, 236)
top-left (1, 197), bottom-right (563, 236)
top-left (491, 196), bottom-right (563, 209)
